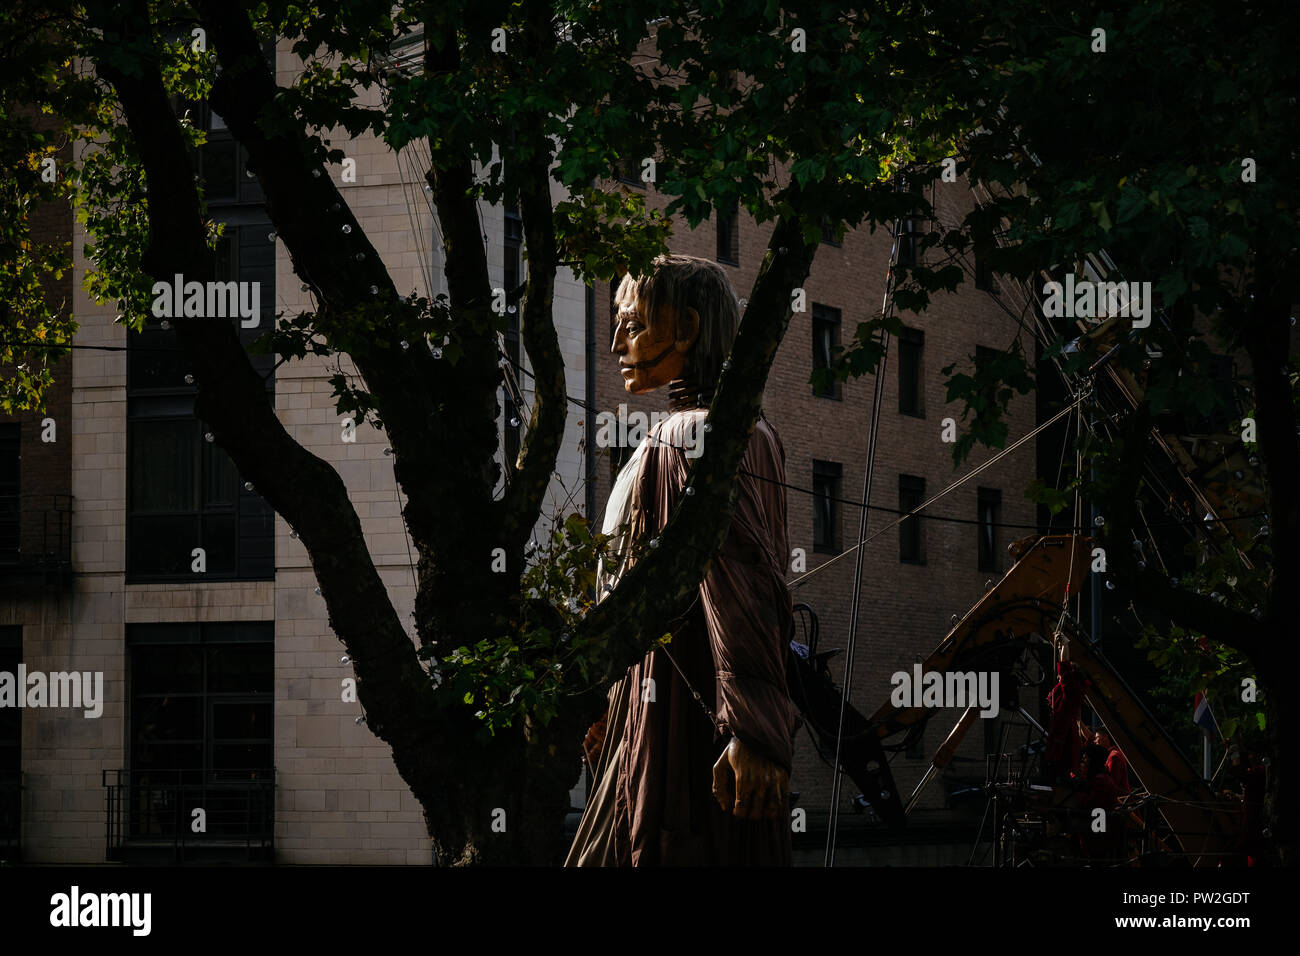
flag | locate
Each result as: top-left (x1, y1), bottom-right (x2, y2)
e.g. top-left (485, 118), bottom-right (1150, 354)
top-left (1193, 692), bottom-right (1220, 736)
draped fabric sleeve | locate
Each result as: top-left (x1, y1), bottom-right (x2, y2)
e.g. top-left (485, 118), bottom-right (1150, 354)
top-left (634, 411), bottom-right (797, 774)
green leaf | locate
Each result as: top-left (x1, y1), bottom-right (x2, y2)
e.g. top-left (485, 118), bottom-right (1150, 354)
top-left (1089, 201), bottom-right (1112, 232)
top-left (1115, 188), bottom-right (1146, 225)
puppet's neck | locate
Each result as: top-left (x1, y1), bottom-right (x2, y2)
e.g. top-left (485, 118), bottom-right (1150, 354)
top-left (668, 377), bottom-right (711, 412)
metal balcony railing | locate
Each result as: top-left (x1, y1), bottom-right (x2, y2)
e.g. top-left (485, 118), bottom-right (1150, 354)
top-left (0, 771), bottom-right (20, 861)
top-left (0, 493), bottom-right (73, 584)
top-left (103, 768), bottom-right (275, 863)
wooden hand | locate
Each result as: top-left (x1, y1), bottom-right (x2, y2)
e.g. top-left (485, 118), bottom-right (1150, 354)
top-left (582, 713), bottom-right (608, 768)
top-left (711, 736), bottom-right (789, 821)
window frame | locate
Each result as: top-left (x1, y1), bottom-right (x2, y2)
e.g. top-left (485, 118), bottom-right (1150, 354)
top-left (820, 215), bottom-right (841, 247)
top-left (0, 425), bottom-right (18, 562)
top-left (126, 622), bottom-right (274, 776)
top-left (0, 626), bottom-right (18, 851)
top-left (898, 326), bottom-right (925, 417)
top-left (974, 247), bottom-right (995, 292)
top-left (812, 304), bottom-right (842, 400)
top-left (978, 487), bottom-right (1003, 573)
top-left (899, 473), bottom-right (926, 565)
top-left (896, 214), bottom-right (920, 267)
top-left (126, 123), bottom-right (276, 583)
top-left (716, 198), bottom-right (739, 266)
top-left (125, 622), bottom-right (274, 839)
top-left (812, 460), bottom-right (842, 555)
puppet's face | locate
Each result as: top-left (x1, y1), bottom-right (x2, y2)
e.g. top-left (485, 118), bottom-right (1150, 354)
top-left (611, 284), bottom-right (700, 394)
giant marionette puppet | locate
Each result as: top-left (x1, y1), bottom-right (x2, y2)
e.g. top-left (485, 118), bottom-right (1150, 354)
top-left (566, 254), bottom-right (798, 866)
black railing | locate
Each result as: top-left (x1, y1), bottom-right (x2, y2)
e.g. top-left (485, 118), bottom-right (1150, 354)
top-left (0, 771), bottom-right (20, 861)
top-left (103, 768), bottom-right (275, 863)
top-left (0, 494), bottom-right (73, 581)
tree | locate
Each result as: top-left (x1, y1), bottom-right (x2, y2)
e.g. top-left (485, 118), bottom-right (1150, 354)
top-left (14, 0), bottom-right (1290, 867)
top-left (3, 0), bottom-right (958, 863)
top-left (818, 0), bottom-right (1300, 863)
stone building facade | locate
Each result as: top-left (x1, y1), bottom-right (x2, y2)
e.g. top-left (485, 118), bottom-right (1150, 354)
top-left (0, 41), bottom-right (589, 864)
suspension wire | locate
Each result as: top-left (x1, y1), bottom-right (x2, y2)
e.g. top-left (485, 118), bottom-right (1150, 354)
top-left (397, 145), bottom-right (436, 296)
top-left (395, 477), bottom-right (418, 588)
top-left (825, 205), bottom-right (903, 867)
top-left (497, 345), bottom-right (1264, 537)
top-left (1056, 401), bottom-right (1084, 640)
top-left (791, 394), bottom-right (1084, 592)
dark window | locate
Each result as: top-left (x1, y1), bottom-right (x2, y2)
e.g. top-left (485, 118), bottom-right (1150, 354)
top-left (812, 304), bottom-right (841, 399)
top-left (896, 199), bottom-right (928, 268)
top-left (898, 327), bottom-right (924, 417)
top-left (813, 460), bottom-right (842, 554)
top-left (608, 279), bottom-right (620, 348)
top-left (974, 248), bottom-right (994, 292)
top-left (974, 345), bottom-right (1001, 397)
top-left (0, 627), bottom-right (19, 852)
top-left (128, 87), bottom-right (276, 584)
top-left (126, 412), bottom-right (272, 580)
top-left (716, 199), bottom-right (739, 265)
top-left (191, 104), bottom-right (264, 207)
top-left (607, 281), bottom-right (633, 483)
top-left (127, 245), bottom-right (274, 581)
top-left (906, 723), bottom-right (924, 759)
top-left (899, 474), bottom-right (925, 564)
top-left (0, 425), bottom-right (17, 562)
top-left (820, 215), bottom-right (841, 247)
top-left (978, 488), bottom-right (1002, 572)
top-left (126, 622), bottom-right (273, 838)
top-left (607, 281), bottom-right (620, 480)
top-left (894, 187), bottom-right (925, 269)
top-left (616, 154), bottom-right (646, 187)
top-left (503, 207), bottom-right (524, 466)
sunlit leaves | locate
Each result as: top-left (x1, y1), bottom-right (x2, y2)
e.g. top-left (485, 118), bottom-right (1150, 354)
top-left (0, 4), bottom-right (100, 412)
top-left (553, 187), bottom-right (673, 283)
top-left (428, 512), bottom-right (620, 739)
top-left (940, 341), bottom-right (1035, 466)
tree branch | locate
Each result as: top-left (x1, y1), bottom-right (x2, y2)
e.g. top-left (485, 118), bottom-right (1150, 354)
top-left (86, 0), bottom-right (438, 760)
top-left (1101, 399), bottom-right (1268, 658)
top-left (500, 0), bottom-right (566, 556)
top-left (193, 0), bottom-right (454, 561)
top-left (405, 15), bottom-right (520, 649)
